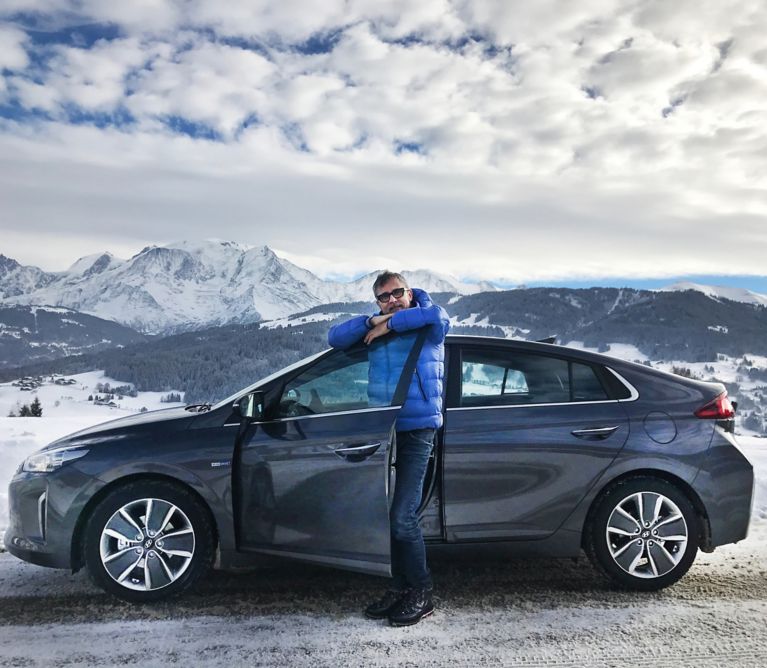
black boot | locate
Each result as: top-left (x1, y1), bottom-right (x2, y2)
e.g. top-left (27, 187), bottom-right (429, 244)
top-left (387, 587), bottom-right (434, 626)
top-left (364, 589), bottom-right (408, 619)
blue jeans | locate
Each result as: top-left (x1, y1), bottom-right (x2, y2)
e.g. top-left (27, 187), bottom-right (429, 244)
top-left (390, 428), bottom-right (435, 590)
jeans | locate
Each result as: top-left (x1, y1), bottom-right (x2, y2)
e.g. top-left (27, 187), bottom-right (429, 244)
top-left (390, 428), bottom-right (435, 590)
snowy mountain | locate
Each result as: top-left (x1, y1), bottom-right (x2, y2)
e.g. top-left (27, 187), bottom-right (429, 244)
top-left (1, 241), bottom-right (496, 335)
top-left (658, 282), bottom-right (767, 307)
top-left (0, 254), bottom-right (54, 298)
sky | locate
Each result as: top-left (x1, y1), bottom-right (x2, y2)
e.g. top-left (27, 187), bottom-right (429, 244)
top-left (1, 1), bottom-right (766, 288)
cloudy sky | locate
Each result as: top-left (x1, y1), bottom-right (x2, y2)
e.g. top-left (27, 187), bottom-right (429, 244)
top-left (1, 1), bottom-right (766, 289)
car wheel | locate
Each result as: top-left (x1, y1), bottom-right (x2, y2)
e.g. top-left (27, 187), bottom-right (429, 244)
top-left (585, 476), bottom-right (700, 591)
top-left (83, 479), bottom-right (215, 602)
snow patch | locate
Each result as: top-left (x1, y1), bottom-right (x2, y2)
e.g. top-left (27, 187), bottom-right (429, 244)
top-left (260, 312), bottom-right (345, 330)
top-left (659, 282), bottom-right (767, 307)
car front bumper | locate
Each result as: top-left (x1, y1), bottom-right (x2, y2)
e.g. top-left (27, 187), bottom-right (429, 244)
top-left (5, 467), bottom-right (96, 571)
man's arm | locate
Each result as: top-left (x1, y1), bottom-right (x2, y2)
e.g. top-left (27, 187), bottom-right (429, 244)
top-left (327, 315), bottom-right (370, 349)
top-left (388, 303), bottom-right (450, 341)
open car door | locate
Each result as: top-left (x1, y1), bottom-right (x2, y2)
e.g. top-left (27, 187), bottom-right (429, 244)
top-left (234, 330), bottom-right (425, 576)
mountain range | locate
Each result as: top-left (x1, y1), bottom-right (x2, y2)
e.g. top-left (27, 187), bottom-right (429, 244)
top-left (0, 241), bottom-right (496, 335)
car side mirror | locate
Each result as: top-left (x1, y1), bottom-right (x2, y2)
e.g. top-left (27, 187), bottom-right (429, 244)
top-left (234, 390), bottom-right (265, 421)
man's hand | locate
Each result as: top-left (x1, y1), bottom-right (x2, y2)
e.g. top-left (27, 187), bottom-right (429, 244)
top-left (364, 320), bottom-right (392, 345)
top-left (368, 314), bottom-right (392, 328)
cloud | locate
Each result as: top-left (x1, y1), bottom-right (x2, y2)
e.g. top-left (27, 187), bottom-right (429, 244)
top-left (0, 1), bottom-right (766, 283)
top-left (0, 24), bottom-right (28, 71)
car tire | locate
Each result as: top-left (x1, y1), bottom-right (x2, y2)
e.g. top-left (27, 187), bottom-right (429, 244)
top-left (83, 479), bottom-right (215, 602)
top-left (585, 476), bottom-right (700, 591)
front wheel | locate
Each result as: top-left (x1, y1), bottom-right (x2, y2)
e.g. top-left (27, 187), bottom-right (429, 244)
top-left (585, 477), bottom-right (700, 591)
top-left (83, 480), bottom-right (215, 602)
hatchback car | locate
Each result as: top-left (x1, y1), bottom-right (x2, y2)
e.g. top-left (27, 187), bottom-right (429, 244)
top-left (6, 334), bottom-right (753, 602)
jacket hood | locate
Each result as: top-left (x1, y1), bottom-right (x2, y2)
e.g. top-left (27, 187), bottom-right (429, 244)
top-left (411, 288), bottom-right (433, 308)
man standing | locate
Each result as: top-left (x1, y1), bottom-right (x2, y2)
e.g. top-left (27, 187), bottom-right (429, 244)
top-left (327, 271), bottom-right (449, 626)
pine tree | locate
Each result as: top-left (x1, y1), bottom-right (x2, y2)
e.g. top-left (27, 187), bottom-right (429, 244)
top-left (19, 404), bottom-right (31, 417)
top-left (30, 396), bottom-right (43, 417)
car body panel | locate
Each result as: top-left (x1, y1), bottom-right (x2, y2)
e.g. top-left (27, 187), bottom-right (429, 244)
top-left (443, 401), bottom-right (629, 541)
top-left (235, 408), bottom-right (399, 575)
top-left (691, 427), bottom-right (754, 546)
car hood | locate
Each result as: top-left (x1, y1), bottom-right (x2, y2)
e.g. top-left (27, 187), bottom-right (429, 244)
top-left (44, 406), bottom-right (195, 451)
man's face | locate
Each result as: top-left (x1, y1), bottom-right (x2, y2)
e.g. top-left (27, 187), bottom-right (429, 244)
top-left (374, 278), bottom-right (413, 315)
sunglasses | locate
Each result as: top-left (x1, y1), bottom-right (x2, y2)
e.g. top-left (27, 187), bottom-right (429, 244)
top-left (375, 287), bottom-right (408, 303)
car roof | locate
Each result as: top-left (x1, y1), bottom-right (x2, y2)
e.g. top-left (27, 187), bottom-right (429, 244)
top-left (445, 334), bottom-right (640, 369)
top-left (447, 334), bottom-right (584, 354)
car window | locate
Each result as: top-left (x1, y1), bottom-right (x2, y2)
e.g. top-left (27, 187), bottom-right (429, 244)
top-left (571, 360), bottom-right (609, 401)
top-left (461, 349), bottom-right (608, 406)
top-left (277, 332), bottom-right (419, 418)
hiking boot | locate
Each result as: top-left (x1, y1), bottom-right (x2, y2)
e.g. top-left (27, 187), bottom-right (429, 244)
top-left (388, 587), bottom-right (434, 626)
top-left (364, 589), bottom-right (408, 619)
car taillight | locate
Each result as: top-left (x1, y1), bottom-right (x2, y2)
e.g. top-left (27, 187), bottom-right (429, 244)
top-left (694, 392), bottom-right (735, 419)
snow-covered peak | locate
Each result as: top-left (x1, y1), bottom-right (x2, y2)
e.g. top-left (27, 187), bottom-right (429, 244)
top-left (659, 282), bottom-right (767, 307)
top-left (0, 254), bottom-right (21, 274)
top-left (65, 252), bottom-right (122, 278)
top-left (340, 268), bottom-right (497, 302)
top-left (164, 239), bottom-right (254, 259)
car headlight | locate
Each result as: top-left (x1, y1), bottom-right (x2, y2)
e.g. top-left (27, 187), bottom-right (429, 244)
top-left (22, 446), bottom-right (90, 473)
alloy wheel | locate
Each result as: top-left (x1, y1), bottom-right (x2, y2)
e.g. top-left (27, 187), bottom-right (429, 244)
top-left (99, 497), bottom-right (196, 592)
top-left (605, 491), bottom-right (688, 579)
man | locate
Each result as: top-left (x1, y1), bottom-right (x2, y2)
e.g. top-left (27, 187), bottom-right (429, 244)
top-left (327, 271), bottom-right (449, 627)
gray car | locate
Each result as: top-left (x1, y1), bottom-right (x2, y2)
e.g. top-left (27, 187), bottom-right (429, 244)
top-left (6, 334), bottom-right (753, 602)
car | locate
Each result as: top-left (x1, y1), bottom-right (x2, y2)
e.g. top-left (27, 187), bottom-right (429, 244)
top-left (5, 334), bottom-right (754, 602)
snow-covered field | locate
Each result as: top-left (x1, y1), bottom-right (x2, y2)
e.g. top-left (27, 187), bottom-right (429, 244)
top-left (0, 369), bottom-right (182, 420)
top-left (0, 370), bottom-right (182, 540)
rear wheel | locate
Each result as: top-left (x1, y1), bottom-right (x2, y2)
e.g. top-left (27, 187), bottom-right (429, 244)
top-left (585, 477), bottom-right (699, 591)
top-left (83, 480), bottom-right (215, 602)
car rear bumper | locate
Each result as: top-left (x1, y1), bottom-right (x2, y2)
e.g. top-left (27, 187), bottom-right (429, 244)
top-left (694, 429), bottom-right (754, 547)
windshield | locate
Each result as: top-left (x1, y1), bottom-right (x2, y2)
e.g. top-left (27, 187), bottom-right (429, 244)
top-left (211, 348), bottom-right (332, 410)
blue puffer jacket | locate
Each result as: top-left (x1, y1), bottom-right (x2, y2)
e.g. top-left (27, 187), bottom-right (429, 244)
top-left (327, 289), bottom-right (449, 431)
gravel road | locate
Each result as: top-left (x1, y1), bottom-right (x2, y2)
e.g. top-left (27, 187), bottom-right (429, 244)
top-left (1, 524), bottom-right (765, 667)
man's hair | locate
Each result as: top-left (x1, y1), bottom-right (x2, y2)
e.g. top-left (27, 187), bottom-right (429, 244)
top-left (372, 271), bottom-right (409, 295)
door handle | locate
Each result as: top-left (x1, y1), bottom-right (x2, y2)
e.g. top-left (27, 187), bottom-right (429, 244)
top-left (571, 426), bottom-right (619, 440)
top-left (334, 441), bottom-right (382, 460)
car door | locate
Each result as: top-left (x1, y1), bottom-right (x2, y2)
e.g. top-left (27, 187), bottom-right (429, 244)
top-left (234, 331), bottom-right (423, 576)
top-left (443, 345), bottom-right (630, 541)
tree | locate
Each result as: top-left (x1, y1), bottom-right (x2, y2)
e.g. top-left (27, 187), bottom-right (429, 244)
top-left (30, 396), bottom-right (43, 417)
top-left (744, 413), bottom-right (763, 433)
top-left (19, 404), bottom-right (31, 417)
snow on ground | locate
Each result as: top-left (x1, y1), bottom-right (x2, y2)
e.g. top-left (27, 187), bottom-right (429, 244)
top-left (564, 341), bottom-right (650, 362)
top-left (0, 371), bottom-right (183, 540)
top-left (259, 312), bottom-right (346, 329)
top-left (0, 369), bottom-right (183, 419)
top-left (449, 314), bottom-right (531, 338)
